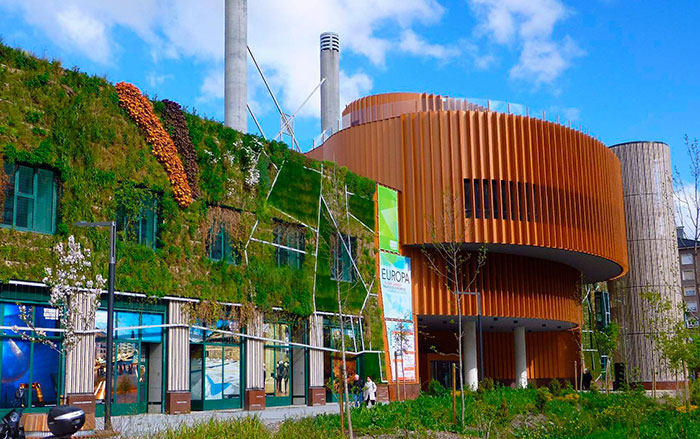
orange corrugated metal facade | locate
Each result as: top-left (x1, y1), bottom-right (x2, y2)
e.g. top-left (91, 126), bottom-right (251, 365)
top-left (307, 92), bottom-right (628, 383)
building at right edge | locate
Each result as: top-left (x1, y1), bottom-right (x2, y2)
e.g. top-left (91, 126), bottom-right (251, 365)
top-left (307, 92), bottom-right (630, 392)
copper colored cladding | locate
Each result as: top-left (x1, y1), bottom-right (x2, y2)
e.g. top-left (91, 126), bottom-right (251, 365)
top-left (308, 92), bottom-right (627, 325)
top-left (419, 330), bottom-right (579, 381)
top-left (405, 248), bottom-right (582, 324)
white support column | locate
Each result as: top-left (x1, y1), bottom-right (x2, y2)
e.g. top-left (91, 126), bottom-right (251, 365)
top-left (514, 326), bottom-right (528, 388)
top-left (463, 320), bottom-right (478, 391)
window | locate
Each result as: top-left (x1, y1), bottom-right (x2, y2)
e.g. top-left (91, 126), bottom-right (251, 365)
top-left (500, 181), bottom-right (508, 221)
top-left (474, 180), bottom-right (482, 219)
top-left (464, 180), bottom-right (472, 218)
top-left (681, 254), bottom-right (694, 265)
top-left (331, 233), bottom-right (357, 282)
top-left (688, 301), bottom-right (698, 313)
top-left (1, 163), bottom-right (58, 234)
top-left (682, 270), bottom-right (695, 281)
top-left (686, 315), bottom-right (699, 329)
top-left (685, 288), bottom-right (696, 297)
top-left (482, 179), bottom-right (490, 219)
top-left (209, 226), bottom-right (242, 264)
top-left (1, 303), bottom-right (61, 408)
top-left (273, 222), bottom-right (305, 269)
top-left (491, 180), bottom-right (500, 219)
top-left (117, 196), bottom-right (158, 249)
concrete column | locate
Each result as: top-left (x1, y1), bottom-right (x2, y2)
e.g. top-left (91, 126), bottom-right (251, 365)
top-left (166, 301), bottom-right (190, 414)
top-left (308, 314), bottom-right (326, 405)
top-left (245, 310), bottom-right (265, 410)
top-left (463, 320), bottom-right (478, 391)
top-left (320, 32), bottom-right (340, 137)
top-left (224, 0), bottom-right (247, 132)
top-left (514, 326), bottom-right (528, 388)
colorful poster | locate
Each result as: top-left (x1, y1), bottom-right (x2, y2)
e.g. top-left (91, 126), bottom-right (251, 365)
top-left (379, 252), bottom-right (413, 320)
top-left (387, 321), bottom-right (416, 381)
top-left (377, 185), bottom-right (399, 252)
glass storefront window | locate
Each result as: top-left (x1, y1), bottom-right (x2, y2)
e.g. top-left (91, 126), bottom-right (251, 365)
top-left (115, 342), bottom-right (139, 404)
top-left (205, 345), bottom-right (223, 401)
top-left (223, 346), bottom-right (241, 399)
top-left (141, 313), bottom-right (163, 343)
top-left (93, 308), bottom-right (165, 406)
top-left (0, 302), bottom-right (61, 409)
top-left (190, 345), bottom-right (203, 401)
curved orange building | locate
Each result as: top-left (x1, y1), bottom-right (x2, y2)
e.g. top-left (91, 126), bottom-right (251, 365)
top-left (308, 92), bottom-right (628, 390)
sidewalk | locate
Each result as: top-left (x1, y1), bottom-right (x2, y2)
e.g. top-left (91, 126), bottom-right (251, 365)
top-left (90, 404), bottom-right (341, 439)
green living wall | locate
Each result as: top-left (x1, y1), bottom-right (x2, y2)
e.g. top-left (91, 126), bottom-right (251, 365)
top-left (0, 43), bottom-right (382, 345)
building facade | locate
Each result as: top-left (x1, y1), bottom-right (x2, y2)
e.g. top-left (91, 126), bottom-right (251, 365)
top-left (307, 92), bottom-right (629, 392)
top-left (0, 44), bottom-right (389, 432)
top-left (677, 227), bottom-right (700, 326)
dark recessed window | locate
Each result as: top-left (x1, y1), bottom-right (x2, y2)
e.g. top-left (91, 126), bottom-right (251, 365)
top-left (117, 196), bottom-right (158, 250)
top-left (331, 233), bottom-right (357, 282)
top-left (273, 221), bottom-right (305, 269)
top-left (464, 179), bottom-right (473, 219)
top-left (209, 225), bottom-right (242, 265)
top-left (501, 181), bottom-right (508, 221)
top-left (491, 180), bottom-right (499, 219)
top-left (1, 163), bottom-right (58, 234)
top-left (474, 180), bottom-right (482, 219)
top-left (483, 179), bottom-right (490, 219)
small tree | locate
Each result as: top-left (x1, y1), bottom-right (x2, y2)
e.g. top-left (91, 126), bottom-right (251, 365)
top-left (594, 322), bottom-right (619, 393)
top-left (421, 194), bottom-right (487, 425)
top-left (18, 236), bottom-right (104, 353)
top-left (391, 318), bottom-right (413, 401)
top-left (643, 290), bottom-right (700, 407)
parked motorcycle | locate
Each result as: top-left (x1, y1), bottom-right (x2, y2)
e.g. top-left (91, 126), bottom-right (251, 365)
top-left (46, 406), bottom-right (85, 439)
top-left (0, 407), bottom-right (25, 439)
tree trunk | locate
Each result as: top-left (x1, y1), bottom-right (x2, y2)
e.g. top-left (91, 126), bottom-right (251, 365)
top-left (338, 277), bottom-right (353, 438)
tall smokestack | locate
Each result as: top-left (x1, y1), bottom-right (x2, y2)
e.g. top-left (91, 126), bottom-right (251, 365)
top-left (320, 32), bottom-right (340, 137)
top-left (225, 0), bottom-right (247, 132)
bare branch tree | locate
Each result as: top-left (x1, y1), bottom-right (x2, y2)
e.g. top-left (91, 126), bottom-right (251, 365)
top-left (421, 194), bottom-right (486, 426)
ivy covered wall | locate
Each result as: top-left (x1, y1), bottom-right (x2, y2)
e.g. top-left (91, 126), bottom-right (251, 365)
top-left (0, 43), bottom-right (381, 343)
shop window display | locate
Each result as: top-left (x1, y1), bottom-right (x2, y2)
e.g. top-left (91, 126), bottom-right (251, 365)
top-left (0, 303), bottom-right (61, 408)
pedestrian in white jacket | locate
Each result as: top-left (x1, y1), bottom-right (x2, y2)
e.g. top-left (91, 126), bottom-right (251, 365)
top-left (363, 376), bottom-right (377, 407)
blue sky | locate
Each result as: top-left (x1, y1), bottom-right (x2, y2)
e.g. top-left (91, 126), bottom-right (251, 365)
top-left (1, 0), bottom-right (698, 177)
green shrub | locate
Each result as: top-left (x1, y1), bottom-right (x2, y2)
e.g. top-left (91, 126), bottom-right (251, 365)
top-left (427, 379), bottom-right (448, 397)
top-left (548, 379), bottom-right (562, 396)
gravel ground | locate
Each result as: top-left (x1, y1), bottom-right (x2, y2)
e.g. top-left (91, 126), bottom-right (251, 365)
top-left (89, 403), bottom-right (341, 439)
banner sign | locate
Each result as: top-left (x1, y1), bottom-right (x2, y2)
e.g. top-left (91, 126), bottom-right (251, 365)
top-left (379, 252), bottom-right (413, 320)
top-left (387, 321), bottom-right (416, 381)
top-left (377, 185), bottom-right (399, 253)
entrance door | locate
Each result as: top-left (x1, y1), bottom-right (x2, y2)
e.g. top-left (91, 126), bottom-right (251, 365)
top-left (112, 341), bottom-right (147, 415)
top-left (264, 347), bottom-right (291, 406)
top-left (264, 321), bottom-right (292, 407)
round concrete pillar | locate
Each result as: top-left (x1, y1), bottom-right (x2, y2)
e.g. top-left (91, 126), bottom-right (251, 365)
top-left (463, 320), bottom-right (478, 391)
top-left (514, 326), bottom-right (528, 388)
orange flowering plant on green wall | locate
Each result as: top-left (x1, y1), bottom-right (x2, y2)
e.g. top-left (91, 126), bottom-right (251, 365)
top-left (115, 82), bottom-right (193, 208)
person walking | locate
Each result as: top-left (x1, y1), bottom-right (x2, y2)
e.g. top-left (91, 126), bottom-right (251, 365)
top-left (363, 376), bottom-right (377, 407)
top-left (351, 374), bottom-right (362, 407)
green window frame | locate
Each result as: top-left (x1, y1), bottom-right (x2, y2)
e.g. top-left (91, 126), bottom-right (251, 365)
top-left (331, 233), bottom-right (357, 283)
top-left (273, 222), bottom-right (305, 269)
top-left (209, 226), bottom-right (241, 265)
top-left (1, 163), bottom-right (58, 234)
top-left (117, 197), bottom-right (158, 250)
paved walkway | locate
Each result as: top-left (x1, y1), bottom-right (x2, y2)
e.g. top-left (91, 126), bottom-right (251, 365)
top-left (91, 404), bottom-right (341, 438)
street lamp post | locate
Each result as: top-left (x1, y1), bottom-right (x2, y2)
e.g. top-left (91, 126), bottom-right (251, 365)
top-left (453, 291), bottom-right (484, 381)
top-left (74, 221), bottom-right (116, 431)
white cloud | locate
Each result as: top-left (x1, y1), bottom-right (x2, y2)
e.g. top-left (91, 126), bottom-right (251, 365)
top-left (146, 72), bottom-right (173, 88)
top-left (3, 0), bottom-right (447, 124)
top-left (399, 30), bottom-right (459, 60)
top-left (468, 0), bottom-right (583, 84)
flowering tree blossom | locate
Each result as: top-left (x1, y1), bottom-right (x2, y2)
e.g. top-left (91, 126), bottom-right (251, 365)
top-left (18, 235), bottom-right (104, 353)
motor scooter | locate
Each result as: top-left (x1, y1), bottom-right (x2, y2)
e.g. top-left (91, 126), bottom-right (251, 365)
top-left (1, 389), bottom-right (26, 439)
top-left (0, 388), bottom-right (84, 439)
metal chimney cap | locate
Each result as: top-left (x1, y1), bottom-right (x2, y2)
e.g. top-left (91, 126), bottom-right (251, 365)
top-left (320, 32), bottom-right (340, 52)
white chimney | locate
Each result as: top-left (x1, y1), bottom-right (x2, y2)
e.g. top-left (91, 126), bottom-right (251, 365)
top-left (225, 0), bottom-right (247, 132)
top-left (320, 32), bottom-right (340, 137)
